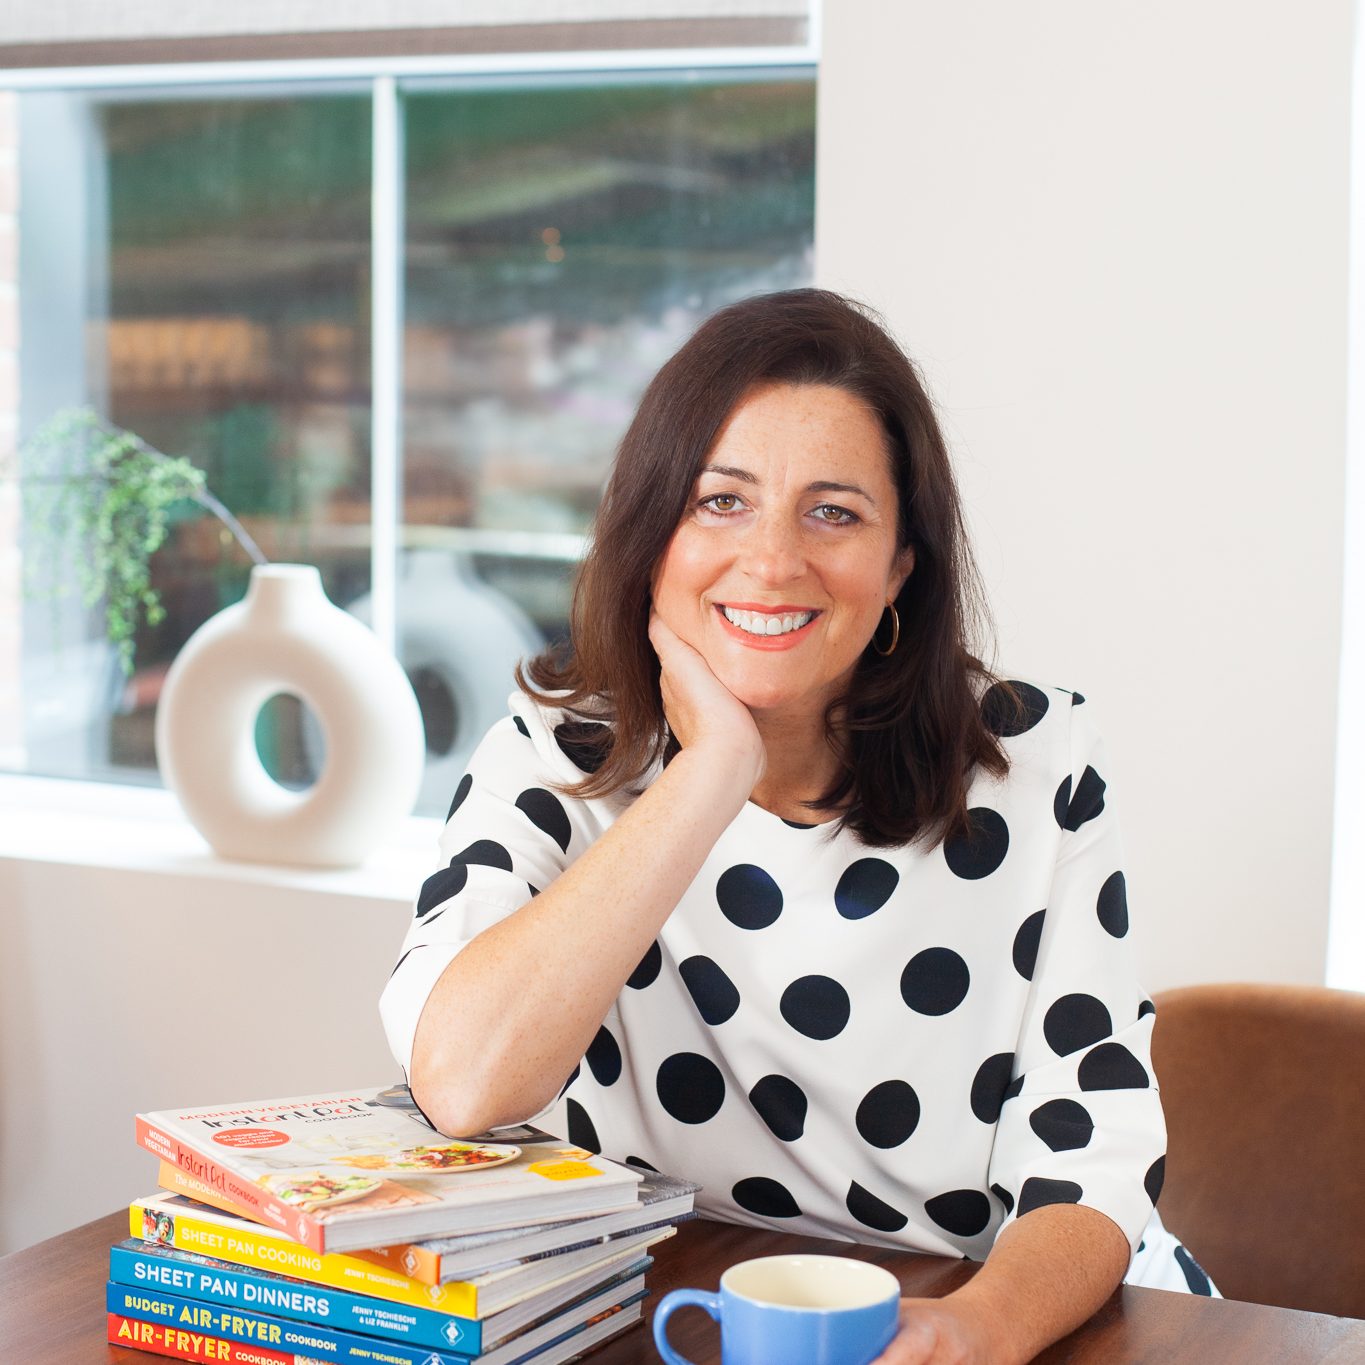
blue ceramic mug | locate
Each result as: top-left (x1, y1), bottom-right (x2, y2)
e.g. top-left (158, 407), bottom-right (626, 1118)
top-left (653, 1254), bottom-right (901, 1365)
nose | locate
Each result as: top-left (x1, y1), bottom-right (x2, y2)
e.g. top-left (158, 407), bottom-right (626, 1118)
top-left (737, 511), bottom-right (806, 586)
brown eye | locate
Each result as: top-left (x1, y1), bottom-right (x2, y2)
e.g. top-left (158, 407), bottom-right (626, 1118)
top-left (701, 493), bottom-right (741, 513)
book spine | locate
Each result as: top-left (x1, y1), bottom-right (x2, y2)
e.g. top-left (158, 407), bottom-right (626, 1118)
top-left (157, 1162), bottom-right (446, 1289)
top-left (136, 1117), bottom-right (325, 1253)
top-left (106, 1311), bottom-right (312, 1365)
top-left (129, 1201), bottom-right (479, 1318)
top-left (107, 1282), bottom-right (474, 1365)
top-left (110, 1244), bottom-right (482, 1355)
top-left (351, 1240), bottom-right (443, 1287)
top-left (159, 1161), bottom-right (261, 1221)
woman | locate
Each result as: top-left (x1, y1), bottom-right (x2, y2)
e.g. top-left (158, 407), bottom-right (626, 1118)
top-left (381, 290), bottom-right (1215, 1363)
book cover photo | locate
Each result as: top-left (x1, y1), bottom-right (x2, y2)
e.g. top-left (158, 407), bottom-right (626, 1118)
top-left (135, 1089), bottom-right (641, 1254)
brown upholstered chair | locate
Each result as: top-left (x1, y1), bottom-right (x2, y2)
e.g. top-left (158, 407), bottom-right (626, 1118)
top-left (1150, 982), bottom-right (1365, 1319)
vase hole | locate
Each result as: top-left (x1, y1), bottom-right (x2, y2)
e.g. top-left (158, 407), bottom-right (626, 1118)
top-left (410, 664), bottom-right (458, 758)
top-left (254, 692), bottom-right (326, 792)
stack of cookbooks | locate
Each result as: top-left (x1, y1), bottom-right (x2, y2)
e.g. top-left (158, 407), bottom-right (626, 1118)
top-left (107, 1084), bottom-right (697, 1365)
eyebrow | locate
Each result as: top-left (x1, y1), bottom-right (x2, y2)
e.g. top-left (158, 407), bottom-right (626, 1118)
top-left (699, 464), bottom-right (878, 504)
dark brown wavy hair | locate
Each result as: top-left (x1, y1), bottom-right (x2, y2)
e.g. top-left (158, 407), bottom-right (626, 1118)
top-left (517, 288), bottom-right (1014, 848)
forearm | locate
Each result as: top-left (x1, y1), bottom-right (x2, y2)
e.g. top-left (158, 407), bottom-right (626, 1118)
top-left (411, 745), bottom-right (748, 1134)
top-left (948, 1205), bottom-right (1129, 1363)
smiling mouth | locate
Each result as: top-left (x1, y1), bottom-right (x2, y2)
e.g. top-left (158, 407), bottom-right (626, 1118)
top-left (716, 604), bottom-right (821, 638)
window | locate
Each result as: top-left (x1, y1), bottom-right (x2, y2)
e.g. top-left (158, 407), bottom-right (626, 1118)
top-left (5, 57), bottom-right (815, 815)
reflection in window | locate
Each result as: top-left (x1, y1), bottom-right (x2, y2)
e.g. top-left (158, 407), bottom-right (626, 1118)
top-left (17, 91), bottom-right (373, 787)
top-left (9, 68), bottom-right (815, 815)
top-left (398, 74), bottom-right (814, 811)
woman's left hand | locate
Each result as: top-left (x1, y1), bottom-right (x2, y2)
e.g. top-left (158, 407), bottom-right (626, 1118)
top-left (870, 1297), bottom-right (1009, 1365)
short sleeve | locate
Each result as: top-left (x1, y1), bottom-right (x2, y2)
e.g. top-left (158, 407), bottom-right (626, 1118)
top-left (378, 692), bottom-right (603, 1078)
top-left (986, 699), bottom-right (1165, 1254)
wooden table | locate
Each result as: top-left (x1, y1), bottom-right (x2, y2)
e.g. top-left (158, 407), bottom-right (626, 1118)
top-left (5, 1212), bottom-right (1364, 1363)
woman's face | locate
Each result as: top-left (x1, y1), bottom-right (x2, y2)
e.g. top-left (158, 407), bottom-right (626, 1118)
top-left (652, 382), bottom-right (914, 719)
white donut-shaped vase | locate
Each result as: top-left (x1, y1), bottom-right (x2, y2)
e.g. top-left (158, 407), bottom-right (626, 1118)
top-left (155, 564), bottom-right (424, 868)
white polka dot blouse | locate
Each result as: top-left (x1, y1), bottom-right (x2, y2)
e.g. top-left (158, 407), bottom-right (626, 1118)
top-left (380, 682), bottom-right (1218, 1295)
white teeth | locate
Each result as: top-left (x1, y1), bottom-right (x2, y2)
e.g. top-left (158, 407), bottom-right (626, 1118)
top-left (721, 606), bottom-right (815, 636)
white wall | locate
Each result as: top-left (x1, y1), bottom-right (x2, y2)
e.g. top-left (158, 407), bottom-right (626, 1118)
top-left (816, 1), bottom-right (1352, 991)
top-left (1329, 9), bottom-right (1365, 990)
top-left (0, 851), bottom-right (413, 1254)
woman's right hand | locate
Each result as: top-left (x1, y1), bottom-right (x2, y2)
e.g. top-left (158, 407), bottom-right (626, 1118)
top-left (648, 610), bottom-right (766, 794)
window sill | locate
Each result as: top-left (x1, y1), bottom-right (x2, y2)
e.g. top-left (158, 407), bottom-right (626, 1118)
top-left (0, 773), bottom-right (440, 904)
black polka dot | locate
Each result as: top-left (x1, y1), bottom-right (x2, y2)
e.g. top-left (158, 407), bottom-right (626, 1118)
top-left (1003, 1075), bottom-right (1024, 1103)
top-left (554, 719), bottom-right (609, 773)
top-left (1072, 691), bottom-right (1086, 706)
top-left (990, 1183), bottom-right (1015, 1215)
top-left (1043, 994), bottom-right (1113, 1056)
top-left (782, 818), bottom-right (817, 829)
top-left (445, 773), bottom-right (472, 822)
top-left (625, 1155), bottom-right (659, 1172)
top-left (656, 1053), bottom-right (725, 1124)
top-left (900, 948), bottom-right (970, 1016)
top-left (748, 1075), bottom-right (808, 1142)
top-left (981, 680), bottom-right (1050, 737)
top-left (834, 858), bottom-right (900, 920)
top-left (780, 975), bottom-right (851, 1040)
top-left (924, 1189), bottom-right (992, 1237)
top-left (855, 1080), bottom-right (921, 1148)
top-left (527, 883), bottom-right (541, 899)
top-left (1145, 1155), bottom-right (1166, 1204)
top-left (626, 941), bottom-right (661, 990)
top-left (1174, 1245), bottom-right (1213, 1296)
top-left (1062, 766), bottom-right (1107, 831)
top-left (1053, 775), bottom-right (1072, 830)
top-left (388, 945), bottom-right (425, 979)
top-left (565, 1099), bottom-right (600, 1153)
top-left (416, 862), bottom-right (467, 917)
top-left (1078, 1042), bottom-right (1150, 1090)
top-left (515, 788), bottom-right (571, 854)
top-left (970, 1053), bottom-right (1016, 1124)
top-left (733, 1177), bottom-right (802, 1218)
top-left (558, 1064), bottom-right (580, 1097)
top-left (585, 1026), bottom-right (622, 1086)
top-left (1138, 998), bottom-right (1156, 1020)
top-left (1012, 910), bottom-right (1045, 981)
top-left (1028, 1098), bottom-right (1095, 1152)
top-left (943, 808), bottom-right (1009, 880)
top-left (452, 839), bottom-right (513, 872)
top-left (512, 714), bottom-right (531, 739)
top-left (847, 1182), bottom-right (909, 1234)
top-left (716, 864), bottom-right (784, 929)
top-left (679, 956), bottom-right (741, 1026)
top-left (1017, 1177), bottom-right (1083, 1216)
top-left (1097, 871), bottom-right (1128, 938)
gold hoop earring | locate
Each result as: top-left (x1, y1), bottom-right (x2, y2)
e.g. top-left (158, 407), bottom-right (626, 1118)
top-left (873, 602), bottom-right (900, 656)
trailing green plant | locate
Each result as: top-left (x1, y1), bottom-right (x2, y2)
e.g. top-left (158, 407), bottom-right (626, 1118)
top-left (11, 407), bottom-right (267, 675)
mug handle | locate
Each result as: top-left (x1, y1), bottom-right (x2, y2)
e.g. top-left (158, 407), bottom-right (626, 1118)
top-left (652, 1288), bottom-right (723, 1365)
